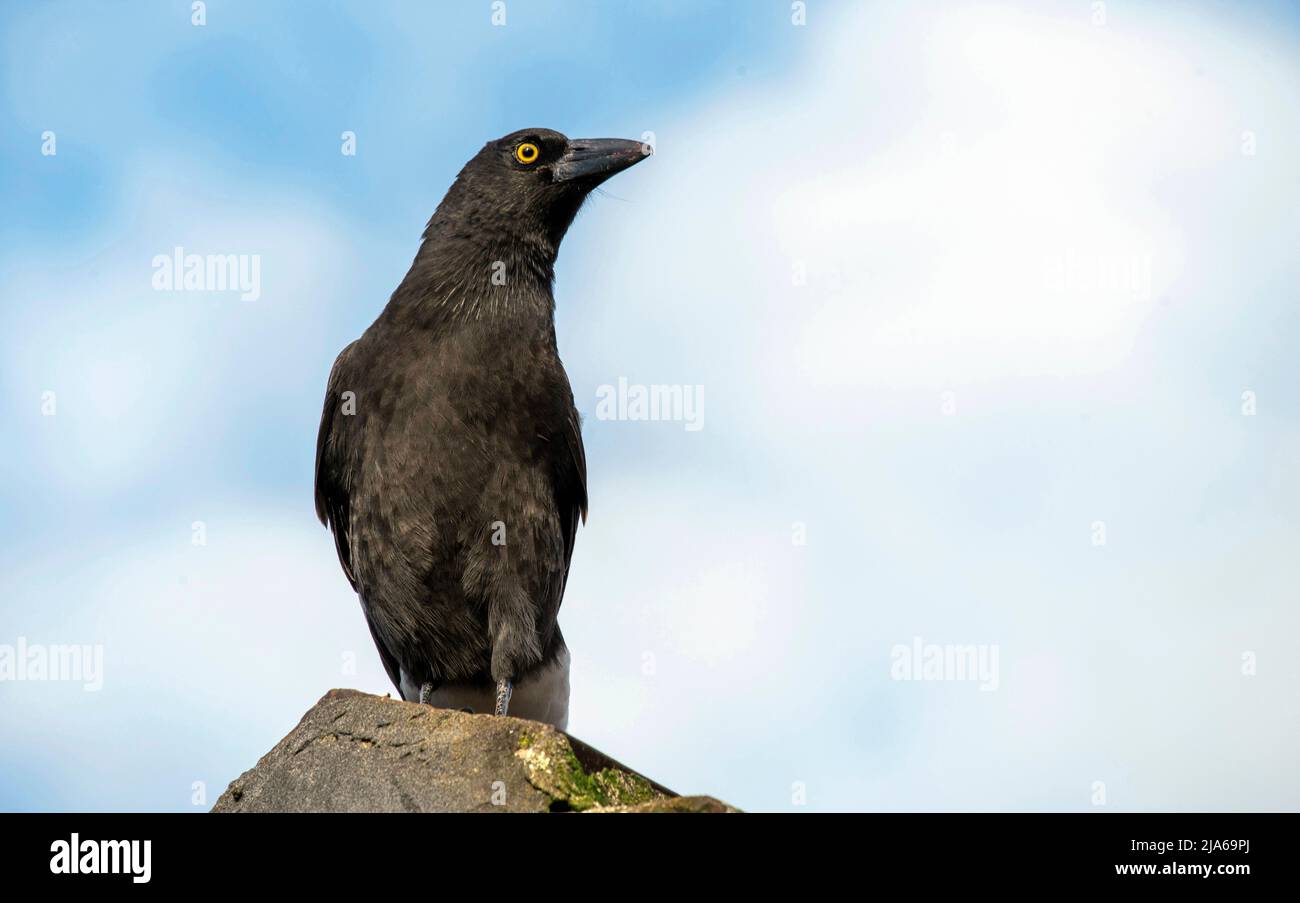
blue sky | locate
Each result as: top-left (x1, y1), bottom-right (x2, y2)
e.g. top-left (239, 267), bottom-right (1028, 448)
top-left (2, 0), bottom-right (1298, 811)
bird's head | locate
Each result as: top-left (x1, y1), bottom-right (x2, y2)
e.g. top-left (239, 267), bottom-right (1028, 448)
top-left (429, 128), bottom-right (653, 259)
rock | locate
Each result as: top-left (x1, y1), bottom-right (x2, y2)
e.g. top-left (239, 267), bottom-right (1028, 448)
top-left (212, 689), bottom-right (736, 813)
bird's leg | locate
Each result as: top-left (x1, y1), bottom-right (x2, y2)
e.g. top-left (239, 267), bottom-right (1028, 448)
top-left (418, 682), bottom-right (434, 705)
top-left (494, 679), bottom-right (513, 716)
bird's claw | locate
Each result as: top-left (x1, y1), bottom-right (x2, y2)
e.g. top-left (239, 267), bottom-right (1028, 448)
top-left (494, 679), bottom-right (513, 716)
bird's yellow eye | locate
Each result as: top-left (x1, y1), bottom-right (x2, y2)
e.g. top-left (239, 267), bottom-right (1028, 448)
top-left (515, 142), bottom-right (540, 164)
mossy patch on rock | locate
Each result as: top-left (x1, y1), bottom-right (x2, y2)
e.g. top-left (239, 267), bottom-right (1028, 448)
top-left (590, 795), bottom-right (741, 813)
top-left (515, 729), bottom-right (658, 810)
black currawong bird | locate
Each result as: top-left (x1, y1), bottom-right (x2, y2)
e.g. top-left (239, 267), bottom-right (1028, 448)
top-left (315, 129), bottom-right (650, 729)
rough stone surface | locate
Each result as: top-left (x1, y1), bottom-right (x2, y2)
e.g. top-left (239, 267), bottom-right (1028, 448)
top-left (212, 689), bottom-right (735, 813)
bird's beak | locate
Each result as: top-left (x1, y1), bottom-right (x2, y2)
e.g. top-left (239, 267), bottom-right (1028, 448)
top-left (552, 138), bottom-right (652, 183)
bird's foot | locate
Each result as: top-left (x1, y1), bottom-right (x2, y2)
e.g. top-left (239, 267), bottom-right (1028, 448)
top-left (418, 682), bottom-right (434, 705)
top-left (494, 679), bottom-right (513, 716)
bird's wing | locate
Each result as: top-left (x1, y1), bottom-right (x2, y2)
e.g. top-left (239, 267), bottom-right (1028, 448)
top-left (314, 340), bottom-right (359, 587)
top-left (554, 380), bottom-right (589, 602)
top-left (314, 341), bottom-right (404, 692)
